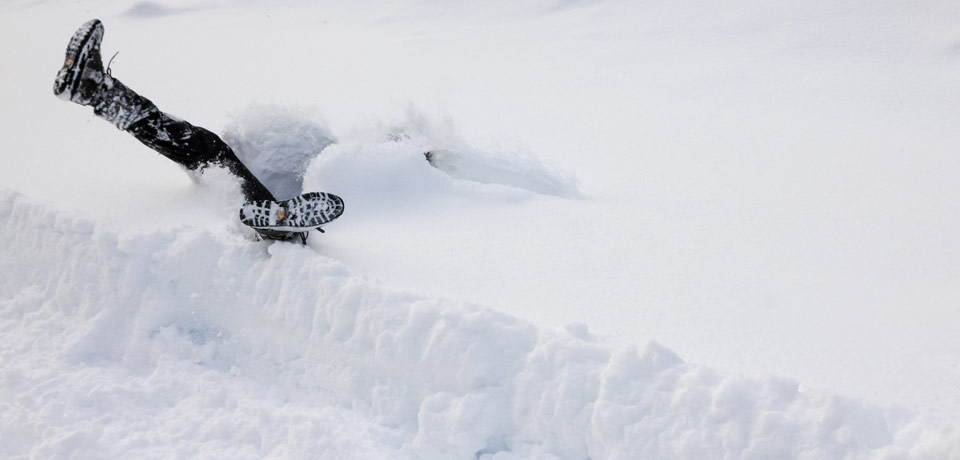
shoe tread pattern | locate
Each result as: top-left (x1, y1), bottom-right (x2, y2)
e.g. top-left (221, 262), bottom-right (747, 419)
top-left (240, 192), bottom-right (344, 231)
top-left (54, 19), bottom-right (103, 100)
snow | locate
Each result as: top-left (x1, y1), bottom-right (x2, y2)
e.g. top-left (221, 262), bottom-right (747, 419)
top-left (3, 190), bottom-right (959, 458)
top-left (3, 0), bottom-right (960, 458)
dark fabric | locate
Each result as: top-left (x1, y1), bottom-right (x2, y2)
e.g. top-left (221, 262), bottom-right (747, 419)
top-left (126, 110), bottom-right (276, 202)
top-left (98, 79), bottom-right (275, 202)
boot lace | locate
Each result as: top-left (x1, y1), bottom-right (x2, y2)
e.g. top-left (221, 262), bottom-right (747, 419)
top-left (106, 51), bottom-right (119, 76)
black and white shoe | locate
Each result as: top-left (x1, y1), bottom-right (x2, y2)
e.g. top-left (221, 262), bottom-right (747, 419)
top-left (54, 19), bottom-right (106, 105)
top-left (239, 192), bottom-right (344, 243)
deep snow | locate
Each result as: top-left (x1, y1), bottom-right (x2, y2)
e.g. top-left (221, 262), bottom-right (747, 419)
top-left (3, 0), bottom-right (960, 458)
top-left (2, 190), bottom-right (959, 459)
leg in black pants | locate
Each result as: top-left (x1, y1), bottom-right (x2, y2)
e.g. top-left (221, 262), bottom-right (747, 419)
top-left (123, 99), bottom-right (277, 202)
top-left (54, 19), bottom-right (274, 203)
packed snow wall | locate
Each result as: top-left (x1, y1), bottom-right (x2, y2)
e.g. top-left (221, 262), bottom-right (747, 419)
top-left (1, 189), bottom-right (958, 459)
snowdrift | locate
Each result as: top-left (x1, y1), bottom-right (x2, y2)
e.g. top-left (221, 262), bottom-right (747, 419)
top-left (218, 104), bottom-right (578, 203)
top-left (2, 189), bottom-right (957, 460)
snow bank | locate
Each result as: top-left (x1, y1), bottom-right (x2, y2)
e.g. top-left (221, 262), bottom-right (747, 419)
top-left (2, 189), bottom-right (957, 459)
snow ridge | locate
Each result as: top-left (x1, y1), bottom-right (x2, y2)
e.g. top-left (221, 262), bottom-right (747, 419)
top-left (1, 189), bottom-right (957, 459)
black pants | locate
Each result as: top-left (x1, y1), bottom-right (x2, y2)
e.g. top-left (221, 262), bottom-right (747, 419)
top-left (122, 100), bottom-right (276, 202)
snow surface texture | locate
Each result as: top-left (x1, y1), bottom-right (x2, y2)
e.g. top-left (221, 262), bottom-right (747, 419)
top-left (2, 190), bottom-right (959, 459)
top-left (4, 0), bottom-right (960, 457)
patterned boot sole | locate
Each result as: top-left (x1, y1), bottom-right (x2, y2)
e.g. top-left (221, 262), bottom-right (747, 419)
top-left (239, 192), bottom-right (344, 232)
top-left (54, 19), bottom-right (103, 101)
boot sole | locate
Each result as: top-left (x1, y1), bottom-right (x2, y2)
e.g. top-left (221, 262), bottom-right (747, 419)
top-left (53, 19), bottom-right (103, 101)
top-left (240, 192), bottom-right (344, 232)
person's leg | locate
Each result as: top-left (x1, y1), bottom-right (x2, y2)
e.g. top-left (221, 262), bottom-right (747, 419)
top-left (106, 87), bottom-right (277, 202)
top-left (54, 19), bottom-right (275, 202)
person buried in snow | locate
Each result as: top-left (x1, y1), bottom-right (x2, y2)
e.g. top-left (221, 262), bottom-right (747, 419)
top-left (53, 19), bottom-right (343, 244)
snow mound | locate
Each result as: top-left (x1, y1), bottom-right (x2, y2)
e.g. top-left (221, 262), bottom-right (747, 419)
top-left (315, 108), bottom-right (579, 200)
top-left (424, 148), bottom-right (579, 199)
top-left (220, 104), bottom-right (576, 201)
top-left (2, 189), bottom-right (958, 459)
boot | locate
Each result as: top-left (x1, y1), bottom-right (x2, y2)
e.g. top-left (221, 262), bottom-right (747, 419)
top-left (53, 19), bottom-right (156, 130)
top-left (53, 19), bottom-right (105, 106)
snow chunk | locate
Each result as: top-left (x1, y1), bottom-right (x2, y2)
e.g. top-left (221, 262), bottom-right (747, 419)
top-left (425, 148), bottom-right (580, 199)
